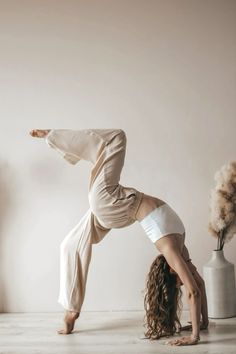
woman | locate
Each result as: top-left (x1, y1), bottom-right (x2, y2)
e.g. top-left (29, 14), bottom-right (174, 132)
top-left (30, 128), bottom-right (208, 346)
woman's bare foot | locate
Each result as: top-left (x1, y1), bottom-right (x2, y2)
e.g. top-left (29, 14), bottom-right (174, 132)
top-left (57, 310), bottom-right (80, 335)
top-left (30, 129), bottom-right (51, 138)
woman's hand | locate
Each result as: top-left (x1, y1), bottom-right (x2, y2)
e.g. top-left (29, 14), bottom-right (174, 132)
top-left (166, 334), bottom-right (200, 346)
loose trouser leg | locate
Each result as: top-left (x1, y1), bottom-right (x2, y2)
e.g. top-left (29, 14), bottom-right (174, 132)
top-left (46, 128), bottom-right (143, 227)
top-left (46, 129), bottom-right (142, 310)
top-left (58, 208), bottom-right (110, 312)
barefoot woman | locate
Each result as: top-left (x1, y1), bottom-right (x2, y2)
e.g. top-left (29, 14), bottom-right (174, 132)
top-left (30, 128), bottom-right (208, 345)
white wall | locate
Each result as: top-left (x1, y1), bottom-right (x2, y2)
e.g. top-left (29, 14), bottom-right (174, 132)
top-left (0, 0), bottom-right (235, 312)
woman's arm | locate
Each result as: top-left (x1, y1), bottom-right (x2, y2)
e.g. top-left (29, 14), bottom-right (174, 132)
top-left (180, 245), bottom-right (208, 330)
top-left (161, 245), bottom-right (201, 345)
top-left (180, 273), bottom-right (209, 333)
top-left (186, 263), bottom-right (209, 328)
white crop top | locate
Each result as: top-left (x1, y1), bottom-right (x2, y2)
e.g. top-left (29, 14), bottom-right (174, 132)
top-left (139, 203), bottom-right (185, 243)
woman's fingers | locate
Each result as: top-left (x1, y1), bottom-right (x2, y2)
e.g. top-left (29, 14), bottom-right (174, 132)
top-left (166, 335), bottom-right (199, 346)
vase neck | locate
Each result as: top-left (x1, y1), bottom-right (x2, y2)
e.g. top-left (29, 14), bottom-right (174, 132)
top-left (212, 249), bottom-right (226, 262)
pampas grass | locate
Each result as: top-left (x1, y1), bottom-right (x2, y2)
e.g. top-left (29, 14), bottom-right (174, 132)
top-left (208, 161), bottom-right (236, 250)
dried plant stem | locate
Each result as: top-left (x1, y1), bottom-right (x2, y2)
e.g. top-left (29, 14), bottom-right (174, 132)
top-left (219, 230), bottom-right (224, 250)
top-left (217, 234), bottom-right (220, 251)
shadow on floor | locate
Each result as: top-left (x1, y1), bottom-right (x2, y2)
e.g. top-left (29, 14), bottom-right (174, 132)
top-left (75, 317), bottom-right (144, 333)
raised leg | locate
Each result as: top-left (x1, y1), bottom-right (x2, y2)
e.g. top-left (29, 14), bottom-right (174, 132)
top-left (43, 128), bottom-right (142, 228)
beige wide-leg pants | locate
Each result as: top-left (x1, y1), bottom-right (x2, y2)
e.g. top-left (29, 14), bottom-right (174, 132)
top-left (45, 129), bottom-right (143, 312)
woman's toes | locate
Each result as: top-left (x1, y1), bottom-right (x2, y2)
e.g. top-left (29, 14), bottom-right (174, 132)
top-left (30, 129), bottom-right (49, 138)
top-left (57, 322), bottom-right (73, 335)
top-left (57, 329), bottom-right (68, 335)
top-left (30, 129), bottom-right (41, 137)
top-left (29, 130), bottom-right (36, 137)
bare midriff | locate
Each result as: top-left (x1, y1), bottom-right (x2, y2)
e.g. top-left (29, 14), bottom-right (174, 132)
top-left (135, 193), bottom-right (165, 222)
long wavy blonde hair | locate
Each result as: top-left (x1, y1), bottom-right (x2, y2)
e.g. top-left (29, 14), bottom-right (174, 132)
top-left (144, 254), bottom-right (182, 339)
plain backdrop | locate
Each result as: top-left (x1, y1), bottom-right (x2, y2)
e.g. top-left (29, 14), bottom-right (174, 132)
top-left (0, 0), bottom-right (235, 312)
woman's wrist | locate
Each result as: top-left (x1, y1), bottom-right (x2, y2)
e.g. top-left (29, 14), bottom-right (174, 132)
top-left (191, 333), bottom-right (200, 341)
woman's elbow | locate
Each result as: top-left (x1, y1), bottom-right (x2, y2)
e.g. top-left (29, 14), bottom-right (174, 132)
top-left (187, 287), bottom-right (201, 301)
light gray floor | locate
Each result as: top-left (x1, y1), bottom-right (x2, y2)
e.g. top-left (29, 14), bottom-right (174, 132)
top-left (0, 311), bottom-right (236, 354)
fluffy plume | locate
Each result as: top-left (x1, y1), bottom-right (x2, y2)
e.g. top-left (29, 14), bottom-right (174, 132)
top-left (208, 161), bottom-right (236, 249)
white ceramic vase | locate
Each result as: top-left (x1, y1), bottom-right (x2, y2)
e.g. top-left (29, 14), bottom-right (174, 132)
top-left (203, 249), bottom-right (236, 318)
